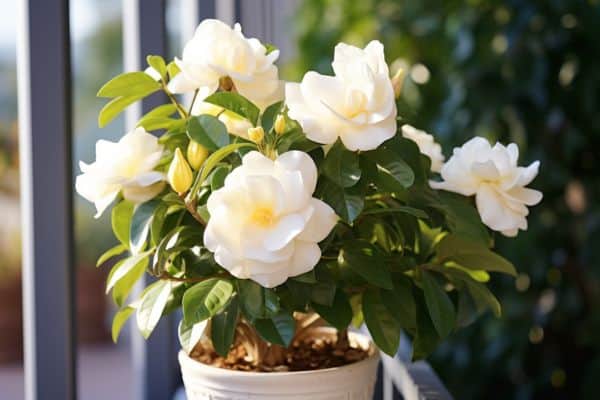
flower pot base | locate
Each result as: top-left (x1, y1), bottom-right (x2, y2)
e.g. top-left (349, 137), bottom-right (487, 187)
top-left (179, 331), bottom-right (379, 400)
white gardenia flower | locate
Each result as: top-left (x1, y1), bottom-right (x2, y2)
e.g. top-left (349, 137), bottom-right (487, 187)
top-left (430, 137), bottom-right (542, 237)
top-left (169, 19), bottom-right (283, 109)
top-left (401, 124), bottom-right (445, 172)
top-left (285, 40), bottom-right (397, 151)
top-left (76, 127), bottom-right (165, 217)
top-left (204, 151), bottom-right (338, 288)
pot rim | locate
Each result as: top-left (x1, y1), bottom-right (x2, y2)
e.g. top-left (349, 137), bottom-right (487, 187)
top-left (178, 330), bottom-right (379, 378)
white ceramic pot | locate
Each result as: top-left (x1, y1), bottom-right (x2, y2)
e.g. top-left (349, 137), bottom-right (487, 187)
top-left (178, 332), bottom-right (380, 400)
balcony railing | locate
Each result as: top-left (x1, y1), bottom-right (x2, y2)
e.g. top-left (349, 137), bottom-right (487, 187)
top-left (16, 1), bottom-right (453, 399)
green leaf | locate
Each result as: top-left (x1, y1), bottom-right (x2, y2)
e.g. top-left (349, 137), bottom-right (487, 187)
top-left (380, 277), bottom-right (417, 334)
top-left (182, 279), bottom-right (234, 324)
top-left (312, 289), bottom-right (352, 331)
top-left (166, 61), bottom-right (181, 79)
top-left (210, 166), bottom-right (229, 191)
top-left (136, 280), bottom-right (172, 339)
top-left (137, 117), bottom-right (179, 131)
top-left (98, 94), bottom-right (145, 127)
top-left (339, 240), bottom-right (393, 289)
top-left (253, 312), bottom-right (295, 347)
top-left (260, 101), bottom-right (284, 133)
top-left (362, 288), bottom-right (401, 356)
top-left (150, 202), bottom-right (169, 246)
top-left (365, 148), bottom-right (414, 190)
top-left (96, 243), bottom-right (128, 267)
top-left (204, 92), bottom-right (260, 125)
top-left (238, 280), bottom-right (280, 319)
top-left (178, 319), bottom-right (208, 354)
top-left (321, 140), bottom-right (361, 188)
top-left (436, 192), bottom-right (491, 245)
top-left (318, 176), bottom-right (364, 223)
top-left (97, 71), bottom-right (161, 98)
top-left (109, 255), bottom-right (149, 307)
top-left (198, 142), bottom-right (255, 184)
top-left (412, 296), bottom-right (440, 360)
top-left (362, 206), bottom-right (428, 219)
top-left (436, 234), bottom-right (516, 276)
top-left (146, 55), bottom-right (167, 79)
top-left (187, 115), bottom-right (229, 151)
top-left (111, 306), bottom-right (135, 343)
top-left (129, 200), bottom-right (161, 254)
top-left (464, 279), bottom-right (501, 318)
top-left (211, 297), bottom-right (240, 356)
top-left (112, 201), bottom-right (134, 246)
top-left (106, 251), bottom-right (150, 293)
top-left (310, 282), bottom-right (337, 306)
top-left (139, 104), bottom-right (177, 121)
top-left (385, 136), bottom-right (429, 185)
top-left (420, 270), bottom-right (455, 338)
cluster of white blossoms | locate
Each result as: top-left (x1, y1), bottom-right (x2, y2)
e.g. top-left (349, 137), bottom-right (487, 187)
top-left (77, 19), bottom-right (542, 288)
top-left (204, 151), bottom-right (337, 287)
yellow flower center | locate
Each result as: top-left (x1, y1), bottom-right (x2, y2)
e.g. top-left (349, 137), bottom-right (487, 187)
top-left (250, 206), bottom-right (276, 227)
top-left (344, 89), bottom-right (368, 118)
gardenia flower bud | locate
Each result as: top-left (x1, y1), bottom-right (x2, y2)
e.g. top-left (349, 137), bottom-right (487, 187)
top-left (75, 127), bottom-right (165, 218)
top-left (248, 126), bottom-right (265, 144)
top-left (430, 137), bottom-right (543, 237)
top-left (274, 115), bottom-right (286, 135)
top-left (285, 40), bottom-right (396, 151)
top-left (187, 141), bottom-right (209, 170)
top-left (168, 148), bottom-right (193, 195)
top-left (204, 150), bottom-right (338, 287)
top-left (401, 124), bottom-right (445, 173)
top-left (168, 19), bottom-right (283, 109)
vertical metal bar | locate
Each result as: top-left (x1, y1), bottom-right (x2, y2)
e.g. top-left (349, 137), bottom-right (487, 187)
top-left (123, 1), bottom-right (178, 400)
top-left (17, 0), bottom-right (76, 399)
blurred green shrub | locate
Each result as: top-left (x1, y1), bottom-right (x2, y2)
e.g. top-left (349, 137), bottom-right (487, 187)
top-left (289, 0), bottom-right (600, 398)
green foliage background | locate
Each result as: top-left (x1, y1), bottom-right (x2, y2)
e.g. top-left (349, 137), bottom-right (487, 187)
top-left (289, 0), bottom-right (600, 398)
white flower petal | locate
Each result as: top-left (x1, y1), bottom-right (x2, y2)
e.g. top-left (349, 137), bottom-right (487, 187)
top-left (297, 199), bottom-right (338, 242)
top-left (289, 241), bottom-right (321, 277)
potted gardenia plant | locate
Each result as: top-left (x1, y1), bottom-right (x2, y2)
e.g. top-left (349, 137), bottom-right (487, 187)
top-left (77, 19), bottom-right (542, 399)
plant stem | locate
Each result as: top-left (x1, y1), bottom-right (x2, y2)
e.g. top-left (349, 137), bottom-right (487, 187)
top-left (187, 89), bottom-right (199, 115)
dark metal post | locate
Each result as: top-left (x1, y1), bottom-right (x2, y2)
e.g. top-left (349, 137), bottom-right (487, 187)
top-left (123, 1), bottom-right (179, 400)
top-left (16, 0), bottom-right (76, 399)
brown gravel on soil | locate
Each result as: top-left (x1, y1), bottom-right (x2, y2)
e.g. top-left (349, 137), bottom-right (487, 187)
top-left (190, 337), bottom-right (370, 372)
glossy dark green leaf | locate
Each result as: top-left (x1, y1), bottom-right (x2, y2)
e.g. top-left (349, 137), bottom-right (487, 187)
top-left (109, 254), bottom-right (149, 307)
top-left (339, 240), bottom-right (393, 289)
top-left (136, 280), bottom-right (172, 339)
top-left (105, 251), bottom-right (150, 293)
top-left (365, 147), bottom-right (414, 190)
top-left (380, 277), bottom-right (417, 334)
top-left (210, 166), bottom-right (229, 191)
top-left (436, 192), bottom-right (491, 245)
top-left (317, 176), bottom-right (364, 223)
top-left (412, 295), bottom-right (440, 360)
top-left (211, 297), bottom-right (240, 356)
top-left (310, 282), bottom-right (337, 306)
top-left (312, 289), bottom-right (352, 331)
top-left (97, 71), bottom-right (161, 98)
top-left (198, 142), bottom-right (255, 184)
top-left (362, 288), bottom-right (401, 356)
top-left (322, 140), bottom-right (361, 188)
top-left (421, 270), bottom-right (455, 338)
top-left (437, 234), bottom-right (516, 276)
top-left (253, 312), bottom-right (295, 347)
top-left (182, 278), bottom-right (234, 324)
top-left (238, 280), bottom-right (280, 319)
top-left (203, 92), bottom-right (260, 125)
top-left (130, 200), bottom-right (161, 254)
top-left (260, 101), bottom-right (284, 133)
top-left (187, 115), bottom-right (229, 151)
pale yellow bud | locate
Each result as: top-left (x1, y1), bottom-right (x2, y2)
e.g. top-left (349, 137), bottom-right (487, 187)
top-left (167, 148), bottom-right (193, 195)
top-left (391, 68), bottom-right (406, 99)
top-left (247, 126), bottom-right (265, 144)
top-left (186, 141), bottom-right (209, 170)
top-left (274, 115), bottom-right (286, 135)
